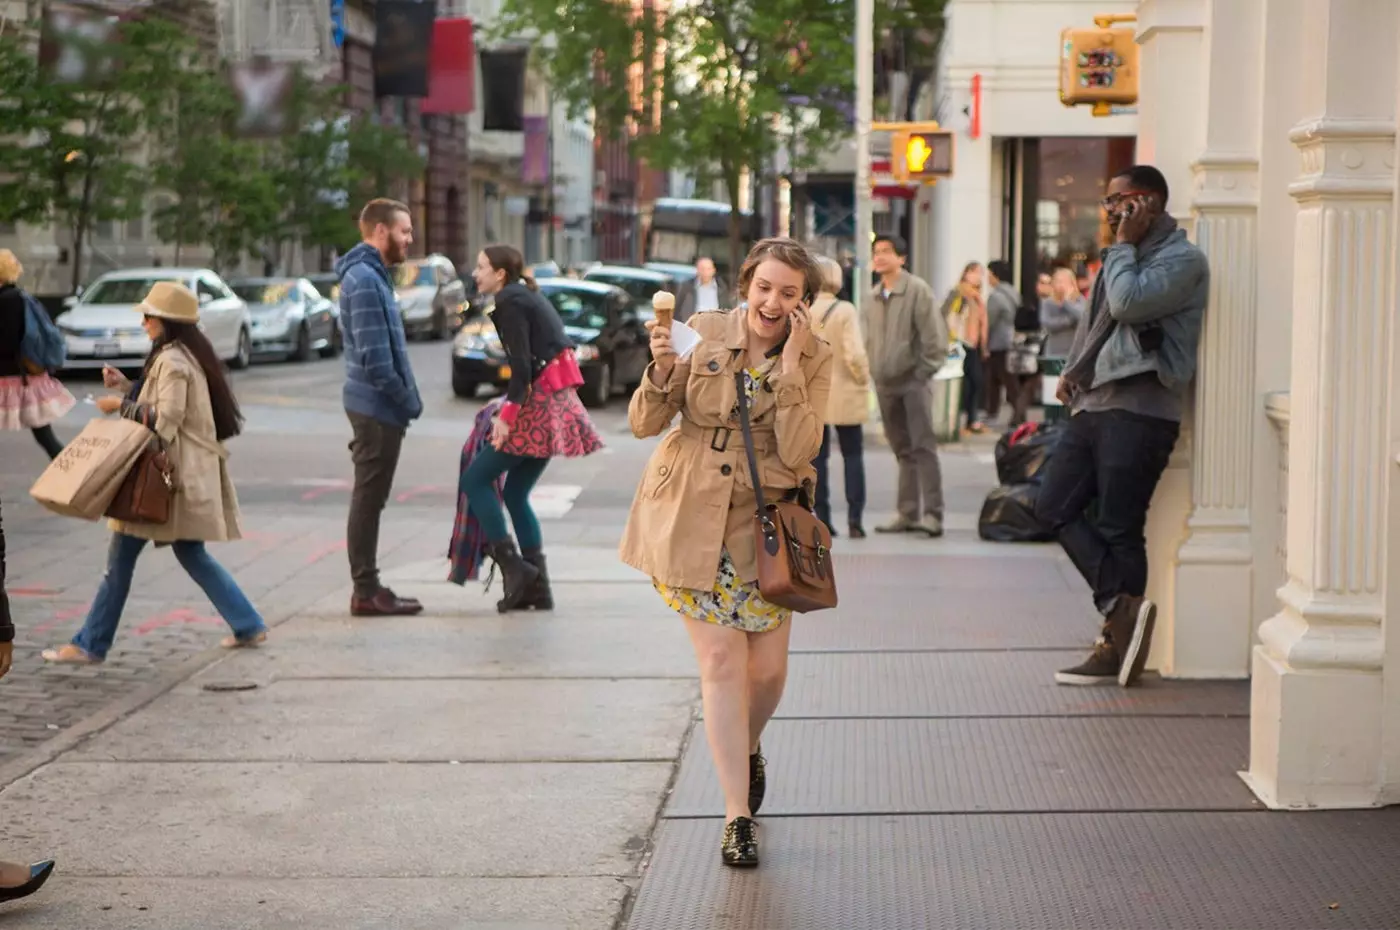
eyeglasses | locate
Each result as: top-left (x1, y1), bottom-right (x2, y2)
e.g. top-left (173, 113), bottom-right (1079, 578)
top-left (1101, 190), bottom-right (1153, 211)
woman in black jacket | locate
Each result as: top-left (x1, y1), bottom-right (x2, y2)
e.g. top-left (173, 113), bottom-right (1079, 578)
top-left (465, 245), bottom-right (602, 610)
top-left (0, 249), bottom-right (74, 460)
top-left (0, 492), bottom-right (58, 905)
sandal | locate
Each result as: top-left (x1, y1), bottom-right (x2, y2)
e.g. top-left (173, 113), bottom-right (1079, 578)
top-left (221, 631), bottom-right (268, 649)
top-left (41, 645), bottom-right (101, 665)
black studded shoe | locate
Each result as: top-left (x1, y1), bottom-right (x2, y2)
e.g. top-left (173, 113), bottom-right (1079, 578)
top-left (720, 816), bottom-right (759, 867)
top-left (748, 747), bottom-right (767, 815)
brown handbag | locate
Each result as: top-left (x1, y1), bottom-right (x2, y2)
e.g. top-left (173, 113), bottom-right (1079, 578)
top-left (105, 438), bottom-right (177, 524)
top-left (734, 372), bottom-right (838, 613)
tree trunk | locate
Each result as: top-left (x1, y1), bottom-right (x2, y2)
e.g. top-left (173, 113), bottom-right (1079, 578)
top-left (723, 161), bottom-right (744, 288)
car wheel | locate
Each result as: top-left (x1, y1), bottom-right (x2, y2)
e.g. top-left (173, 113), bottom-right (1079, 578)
top-left (452, 371), bottom-right (479, 399)
top-left (319, 324), bottom-right (342, 359)
top-left (291, 324), bottom-right (312, 362)
top-left (230, 328), bottom-right (252, 370)
top-left (582, 362), bottom-right (611, 408)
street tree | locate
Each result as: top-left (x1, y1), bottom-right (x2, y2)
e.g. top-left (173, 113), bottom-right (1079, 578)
top-left (496, 0), bottom-right (947, 273)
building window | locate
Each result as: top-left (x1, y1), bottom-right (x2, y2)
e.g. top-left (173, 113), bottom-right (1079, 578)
top-left (126, 215), bottom-right (145, 240)
top-left (93, 219), bottom-right (116, 241)
top-left (1034, 136), bottom-right (1135, 272)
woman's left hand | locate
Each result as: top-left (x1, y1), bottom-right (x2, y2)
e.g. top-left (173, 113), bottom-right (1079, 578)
top-left (95, 395), bottom-right (122, 415)
top-left (783, 304), bottom-right (811, 372)
top-left (490, 416), bottom-right (511, 450)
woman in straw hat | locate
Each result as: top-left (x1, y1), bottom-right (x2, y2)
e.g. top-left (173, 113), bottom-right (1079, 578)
top-left (43, 282), bottom-right (268, 664)
top-left (0, 249), bottom-right (75, 459)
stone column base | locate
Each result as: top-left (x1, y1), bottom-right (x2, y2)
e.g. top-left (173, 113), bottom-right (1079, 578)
top-left (1169, 548), bottom-right (1253, 678)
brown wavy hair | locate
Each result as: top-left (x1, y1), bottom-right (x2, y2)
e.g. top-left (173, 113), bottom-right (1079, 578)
top-left (736, 237), bottom-right (824, 304)
top-left (481, 244), bottom-right (538, 291)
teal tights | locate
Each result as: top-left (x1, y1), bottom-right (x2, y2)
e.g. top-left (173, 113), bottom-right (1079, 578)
top-left (462, 447), bottom-right (549, 549)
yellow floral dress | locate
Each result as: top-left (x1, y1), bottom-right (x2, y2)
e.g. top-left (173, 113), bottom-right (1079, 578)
top-left (653, 367), bottom-right (793, 634)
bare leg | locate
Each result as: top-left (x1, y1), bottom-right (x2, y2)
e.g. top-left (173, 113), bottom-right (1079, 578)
top-left (683, 617), bottom-right (752, 822)
top-left (746, 619), bottom-right (793, 753)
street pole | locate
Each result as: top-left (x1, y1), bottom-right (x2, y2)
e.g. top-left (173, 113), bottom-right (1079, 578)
top-left (853, 0), bottom-right (873, 316)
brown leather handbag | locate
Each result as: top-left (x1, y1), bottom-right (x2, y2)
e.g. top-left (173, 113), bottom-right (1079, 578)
top-left (105, 438), bottom-right (177, 524)
top-left (734, 372), bottom-right (838, 613)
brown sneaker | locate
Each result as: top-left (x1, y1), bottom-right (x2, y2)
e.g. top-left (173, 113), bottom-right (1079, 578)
top-left (875, 517), bottom-right (919, 534)
top-left (914, 515), bottom-right (944, 538)
top-left (1107, 596), bottom-right (1157, 687)
top-left (351, 588), bottom-right (424, 617)
top-left (1053, 639), bottom-right (1120, 686)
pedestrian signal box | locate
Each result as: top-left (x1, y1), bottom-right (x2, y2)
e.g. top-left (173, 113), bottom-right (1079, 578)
top-left (890, 128), bottom-right (955, 183)
top-left (1058, 27), bottom-right (1138, 107)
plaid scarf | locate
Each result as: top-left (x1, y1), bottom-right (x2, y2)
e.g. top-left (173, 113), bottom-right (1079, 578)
top-left (447, 400), bottom-right (505, 585)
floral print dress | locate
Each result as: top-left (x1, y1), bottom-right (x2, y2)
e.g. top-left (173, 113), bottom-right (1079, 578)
top-left (653, 367), bottom-right (792, 634)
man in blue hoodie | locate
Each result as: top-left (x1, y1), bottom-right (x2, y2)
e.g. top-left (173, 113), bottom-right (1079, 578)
top-left (336, 198), bottom-right (425, 616)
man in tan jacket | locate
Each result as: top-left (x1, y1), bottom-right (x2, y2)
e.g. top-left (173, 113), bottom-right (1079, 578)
top-left (866, 234), bottom-right (949, 537)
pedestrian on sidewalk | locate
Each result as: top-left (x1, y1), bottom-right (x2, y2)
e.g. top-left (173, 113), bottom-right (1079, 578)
top-left (1034, 164), bottom-right (1208, 688)
top-left (867, 234), bottom-right (948, 537)
top-left (940, 261), bottom-right (988, 434)
top-left (461, 245), bottom-right (603, 612)
top-left (809, 254), bottom-right (870, 539)
top-left (337, 198), bottom-right (425, 618)
top-left (0, 249), bottom-right (74, 461)
top-left (984, 260), bottom-right (1021, 425)
top-left (1041, 266), bottom-right (1087, 360)
top-left (43, 282), bottom-right (268, 665)
top-left (621, 237), bottom-right (832, 868)
top-left (0, 492), bottom-right (58, 905)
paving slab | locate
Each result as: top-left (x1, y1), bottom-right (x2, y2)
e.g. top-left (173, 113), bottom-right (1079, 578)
top-left (626, 811), bottom-right (1400, 930)
top-left (830, 552), bottom-right (1072, 591)
top-left (778, 652), bottom-right (1249, 718)
top-left (299, 577), bottom-right (665, 618)
top-left (382, 554), bottom-right (650, 587)
top-left (2, 761), bottom-right (670, 878)
top-left (0, 877), bottom-right (628, 930)
top-left (666, 718), bottom-right (1258, 816)
top-left (69, 678), bottom-right (697, 762)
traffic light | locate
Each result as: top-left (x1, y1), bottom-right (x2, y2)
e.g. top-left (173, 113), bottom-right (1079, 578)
top-left (890, 128), bottom-right (955, 183)
top-left (1058, 27), bottom-right (1138, 108)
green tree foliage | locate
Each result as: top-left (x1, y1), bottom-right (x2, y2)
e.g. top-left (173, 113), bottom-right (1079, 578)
top-left (496, 0), bottom-right (947, 272)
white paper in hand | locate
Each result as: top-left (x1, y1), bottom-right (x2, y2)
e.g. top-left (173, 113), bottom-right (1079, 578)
top-left (670, 321), bottom-right (702, 361)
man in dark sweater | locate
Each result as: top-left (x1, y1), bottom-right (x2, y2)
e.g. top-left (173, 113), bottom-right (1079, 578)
top-left (1034, 165), bottom-right (1209, 688)
top-left (336, 198), bottom-right (425, 616)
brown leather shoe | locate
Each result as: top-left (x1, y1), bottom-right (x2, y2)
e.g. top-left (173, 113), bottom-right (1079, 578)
top-left (350, 588), bottom-right (423, 617)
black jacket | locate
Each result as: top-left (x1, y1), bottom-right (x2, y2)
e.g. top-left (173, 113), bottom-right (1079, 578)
top-left (0, 285), bottom-right (27, 379)
top-left (492, 282), bottom-right (574, 406)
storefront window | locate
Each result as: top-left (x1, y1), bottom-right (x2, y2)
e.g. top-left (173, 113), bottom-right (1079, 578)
top-left (1035, 137), bottom-right (1135, 274)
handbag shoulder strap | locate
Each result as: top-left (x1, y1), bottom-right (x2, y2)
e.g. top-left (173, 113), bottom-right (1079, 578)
top-left (733, 371), bottom-right (769, 515)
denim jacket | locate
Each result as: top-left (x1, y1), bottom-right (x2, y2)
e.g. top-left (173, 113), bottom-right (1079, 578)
top-left (1073, 219), bottom-right (1209, 393)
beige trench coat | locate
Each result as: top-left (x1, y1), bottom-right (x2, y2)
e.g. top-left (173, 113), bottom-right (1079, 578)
top-left (809, 293), bottom-right (870, 426)
top-left (108, 343), bottom-right (242, 543)
top-left (618, 308), bottom-right (833, 590)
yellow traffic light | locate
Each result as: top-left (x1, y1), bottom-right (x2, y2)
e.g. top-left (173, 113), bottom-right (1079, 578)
top-left (888, 127), bottom-right (954, 183)
top-left (1058, 27), bottom-right (1138, 108)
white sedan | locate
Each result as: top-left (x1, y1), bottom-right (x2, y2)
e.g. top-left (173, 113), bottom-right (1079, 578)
top-left (55, 267), bottom-right (254, 371)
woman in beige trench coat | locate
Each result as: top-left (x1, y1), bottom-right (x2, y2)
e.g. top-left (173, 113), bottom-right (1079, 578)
top-left (619, 237), bottom-right (833, 867)
top-left (43, 282), bottom-right (267, 664)
top-left (808, 255), bottom-right (870, 538)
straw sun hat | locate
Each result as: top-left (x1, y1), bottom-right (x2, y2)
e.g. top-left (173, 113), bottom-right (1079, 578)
top-left (137, 281), bottom-right (200, 323)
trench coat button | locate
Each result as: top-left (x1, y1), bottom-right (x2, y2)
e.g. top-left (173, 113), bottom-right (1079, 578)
top-left (707, 360), bottom-right (720, 372)
top-left (659, 466), bottom-right (669, 476)
top-left (721, 464), bottom-right (732, 476)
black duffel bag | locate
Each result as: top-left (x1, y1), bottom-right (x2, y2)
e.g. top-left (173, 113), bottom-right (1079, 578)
top-left (978, 483), bottom-right (1054, 543)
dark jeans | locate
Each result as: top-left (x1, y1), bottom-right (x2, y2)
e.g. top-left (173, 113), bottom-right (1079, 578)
top-left (813, 424), bottom-right (866, 529)
top-left (960, 343), bottom-right (984, 424)
top-left (347, 411), bottom-right (406, 598)
top-left (462, 446), bottom-right (550, 550)
top-left (1033, 409), bottom-right (1179, 615)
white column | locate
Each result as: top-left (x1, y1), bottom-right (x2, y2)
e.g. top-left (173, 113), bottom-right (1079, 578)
top-left (1171, 0), bottom-right (1265, 678)
top-left (1244, 0), bottom-right (1397, 810)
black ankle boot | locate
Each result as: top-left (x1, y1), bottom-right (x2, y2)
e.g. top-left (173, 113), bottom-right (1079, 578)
top-left (520, 548), bottom-right (553, 610)
top-left (487, 539), bottom-right (540, 613)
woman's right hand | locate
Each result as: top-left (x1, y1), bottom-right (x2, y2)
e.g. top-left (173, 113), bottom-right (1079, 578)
top-left (102, 365), bottom-right (128, 391)
top-left (646, 319), bottom-right (676, 385)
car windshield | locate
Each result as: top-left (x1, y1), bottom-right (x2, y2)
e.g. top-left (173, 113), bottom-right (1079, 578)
top-left (395, 263), bottom-right (435, 288)
top-left (82, 277), bottom-right (181, 305)
top-left (309, 278), bottom-right (340, 301)
top-left (232, 282), bottom-right (297, 305)
top-left (541, 288), bottom-right (610, 329)
top-left (584, 273), bottom-right (660, 301)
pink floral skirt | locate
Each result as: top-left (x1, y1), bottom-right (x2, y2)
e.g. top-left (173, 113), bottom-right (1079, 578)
top-left (498, 388), bottom-right (604, 459)
top-left (0, 374), bottom-right (76, 430)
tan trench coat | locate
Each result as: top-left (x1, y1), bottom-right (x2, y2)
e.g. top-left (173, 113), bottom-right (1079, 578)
top-left (618, 308), bottom-right (833, 590)
top-left (809, 293), bottom-right (870, 426)
top-left (109, 343), bottom-right (242, 543)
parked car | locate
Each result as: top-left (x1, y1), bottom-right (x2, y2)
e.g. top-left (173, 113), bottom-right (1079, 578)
top-left (56, 267), bottom-right (253, 371)
top-left (305, 272), bottom-right (341, 303)
top-left (582, 264), bottom-right (676, 304)
top-left (229, 276), bottom-right (340, 361)
top-left (451, 278), bottom-right (651, 408)
top-left (643, 261), bottom-right (699, 284)
top-left (393, 254), bottom-right (467, 340)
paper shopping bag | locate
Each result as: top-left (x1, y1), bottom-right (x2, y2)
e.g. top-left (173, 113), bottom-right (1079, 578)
top-left (30, 417), bottom-right (154, 520)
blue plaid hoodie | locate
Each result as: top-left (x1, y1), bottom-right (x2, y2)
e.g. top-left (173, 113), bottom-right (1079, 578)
top-left (335, 242), bottom-right (423, 428)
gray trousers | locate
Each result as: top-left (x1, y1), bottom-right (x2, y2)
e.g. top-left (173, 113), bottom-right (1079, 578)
top-left (347, 411), bottom-right (406, 597)
top-left (876, 380), bottom-right (945, 521)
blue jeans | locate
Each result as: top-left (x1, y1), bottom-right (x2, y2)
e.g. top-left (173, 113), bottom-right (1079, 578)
top-left (73, 533), bottom-right (267, 660)
top-left (462, 447), bottom-right (550, 550)
top-left (813, 424), bottom-right (866, 529)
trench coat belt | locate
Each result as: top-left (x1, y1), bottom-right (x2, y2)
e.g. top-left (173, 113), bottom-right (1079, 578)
top-left (677, 417), bottom-right (773, 456)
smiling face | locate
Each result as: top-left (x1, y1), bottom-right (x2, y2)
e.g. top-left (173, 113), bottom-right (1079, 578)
top-left (473, 252), bottom-right (507, 296)
top-left (744, 258), bottom-right (807, 344)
